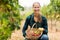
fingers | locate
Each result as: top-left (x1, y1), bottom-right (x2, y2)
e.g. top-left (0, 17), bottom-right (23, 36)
top-left (26, 32), bottom-right (32, 39)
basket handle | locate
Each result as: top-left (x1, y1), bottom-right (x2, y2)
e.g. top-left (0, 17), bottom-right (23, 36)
top-left (31, 23), bottom-right (36, 29)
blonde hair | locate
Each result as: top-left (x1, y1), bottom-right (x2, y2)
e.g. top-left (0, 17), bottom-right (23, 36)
top-left (33, 2), bottom-right (41, 7)
top-left (38, 14), bottom-right (42, 23)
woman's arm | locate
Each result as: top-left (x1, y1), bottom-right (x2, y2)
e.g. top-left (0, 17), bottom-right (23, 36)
top-left (42, 17), bottom-right (48, 34)
top-left (22, 16), bottom-right (30, 37)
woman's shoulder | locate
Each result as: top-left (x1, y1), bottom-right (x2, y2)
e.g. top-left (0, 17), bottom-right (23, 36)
top-left (41, 16), bottom-right (47, 21)
top-left (26, 14), bottom-right (33, 20)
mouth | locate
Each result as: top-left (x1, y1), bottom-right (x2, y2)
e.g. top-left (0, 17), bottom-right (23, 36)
top-left (34, 10), bottom-right (39, 11)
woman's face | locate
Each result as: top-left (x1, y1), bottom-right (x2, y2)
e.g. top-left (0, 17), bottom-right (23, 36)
top-left (33, 3), bottom-right (40, 14)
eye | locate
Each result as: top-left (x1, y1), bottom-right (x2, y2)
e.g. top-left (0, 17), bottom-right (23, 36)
top-left (37, 7), bottom-right (39, 8)
top-left (34, 7), bottom-right (36, 8)
top-left (36, 6), bottom-right (39, 8)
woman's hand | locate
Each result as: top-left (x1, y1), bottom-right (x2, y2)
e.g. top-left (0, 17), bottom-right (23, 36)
top-left (26, 32), bottom-right (31, 39)
top-left (26, 29), bottom-right (32, 39)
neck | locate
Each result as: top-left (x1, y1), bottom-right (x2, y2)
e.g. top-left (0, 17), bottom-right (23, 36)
top-left (34, 13), bottom-right (40, 17)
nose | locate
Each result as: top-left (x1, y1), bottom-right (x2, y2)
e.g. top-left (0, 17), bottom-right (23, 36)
top-left (35, 8), bottom-right (39, 11)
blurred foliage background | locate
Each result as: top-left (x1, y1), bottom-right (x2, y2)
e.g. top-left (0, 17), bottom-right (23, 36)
top-left (0, 0), bottom-right (24, 40)
top-left (41, 0), bottom-right (60, 20)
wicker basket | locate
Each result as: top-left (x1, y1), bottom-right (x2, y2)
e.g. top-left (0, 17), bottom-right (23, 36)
top-left (26, 23), bottom-right (44, 40)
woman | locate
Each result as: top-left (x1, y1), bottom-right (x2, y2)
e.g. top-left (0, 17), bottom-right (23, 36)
top-left (22, 2), bottom-right (49, 40)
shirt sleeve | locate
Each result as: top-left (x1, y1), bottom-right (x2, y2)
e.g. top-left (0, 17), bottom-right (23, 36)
top-left (42, 17), bottom-right (48, 34)
top-left (22, 16), bottom-right (30, 37)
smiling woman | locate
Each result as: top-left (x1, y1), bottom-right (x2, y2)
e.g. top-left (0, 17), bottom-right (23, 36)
top-left (19, 0), bottom-right (50, 7)
top-left (22, 2), bottom-right (49, 40)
